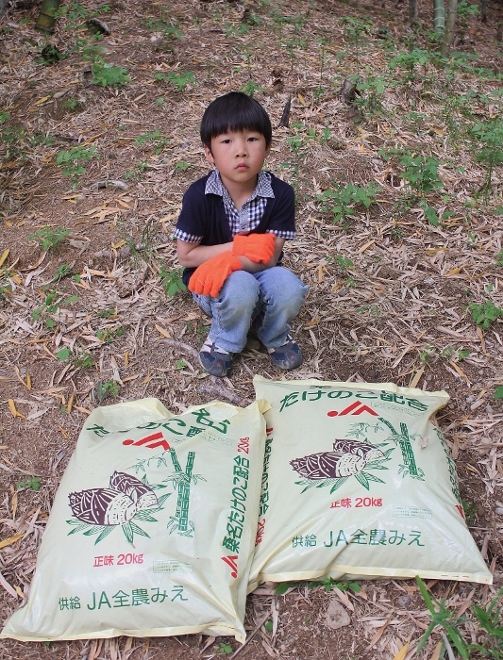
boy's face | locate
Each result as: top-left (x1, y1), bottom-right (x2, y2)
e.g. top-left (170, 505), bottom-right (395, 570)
top-left (204, 129), bottom-right (270, 191)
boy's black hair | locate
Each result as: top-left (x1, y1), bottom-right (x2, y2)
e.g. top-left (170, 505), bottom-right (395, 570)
top-left (200, 92), bottom-right (272, 149)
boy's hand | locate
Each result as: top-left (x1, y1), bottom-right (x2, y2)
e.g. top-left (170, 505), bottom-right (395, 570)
top-left (232, 233), bottom-right (276, 264)
top-left (188, 252), bottom-right (242, 297)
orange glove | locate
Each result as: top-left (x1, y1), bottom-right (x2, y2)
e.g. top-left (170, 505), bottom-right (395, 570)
top-left (232, 233), bottom-right (276, 264)
top-left (188, 252), bottom-right (242, 297)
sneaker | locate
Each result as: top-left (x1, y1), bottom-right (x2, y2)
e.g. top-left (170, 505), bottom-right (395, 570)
top-left (267, 337), bottom-right (302, 370)
top-left (199, 341), bottom-right (233, 377)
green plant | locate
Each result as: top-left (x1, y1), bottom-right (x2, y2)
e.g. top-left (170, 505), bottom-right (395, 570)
top-left (16, 476), bottom-right (42, 491)
top-left (468, 300), bottom-right (503, 329)
top-left (339, 16), bottom-right (372, 73)
top-left (56, 146), bottom-right (98, 185)
top-left (61, 98), bottom-right (84, 113)
top-left (92, 63), bottom-right (130, 87)
top-left (239, 80), bottom-right (266, 97)
top-left (121, 217), bottom-right (160, 265)
top-left (468, 587), bottom-right (503, 658)
top-left (135, 130), bottom-right (169, 155)
top-left (159, 265), bottom-right (186, 297)
top-left (32, 291), bottom-right (79, 328)
top-left (145, 18), bottom-right (182, 45)
top-left (495, 386), bottom-right (503, 400)
top-left (462, 499), bottom-right (478, 526)
top-left (97, 308), bottom-right (117, 319)
top-left (415, 576), bottom-right (470, 658)
top-left (419, 344), bottom-right (435, 364)
top-left (225, 22), bottom-right (250, 37)
top-left (495, 249), bottom-right (503, 267)
top-left (154, 71), bottom-right (196, 92)
top-left (29, 226), bottom-right (71, 251)
top-left (96, 325), bottom-right (129, 343)
top-left (174, 161), bottom-right (190, 173)
top-left (54, 264), bottom-right (73, 281)
top-left (72, 351), bottom-right (94, 368)
top-left (56, 347), bottom-right (72, 361)
top-left (95, 379), bottom-right (120, 403)
top-left (218, 642), bottom-right (233, 654)
top-left (317, 182), bottom-right (378, 224)
top-left (355, 74), bottom-right (386, 115)
top-left (278, 133), bottom-right (308, 188)
top-left (0, 268), bottom-right (13, 297)
top-left (470, 120), bottom-right (503, 198)
top-left (399, 153), bottom-right (443, 195)
top-left (334, 254), bottom-right (354, 270)
top-left (389, 49), bottom-right (432, 82)
top-left (457, 0), bottom-right (480, 19)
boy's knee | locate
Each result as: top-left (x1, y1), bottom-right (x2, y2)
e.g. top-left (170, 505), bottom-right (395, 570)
top-left (221, 270), bottom-right (260, 306)
top-left (262, 268), bottom-right (307, 302)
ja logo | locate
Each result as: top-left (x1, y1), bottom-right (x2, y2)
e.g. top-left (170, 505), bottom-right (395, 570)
top-left (327, 401), bottom-right (378, 417)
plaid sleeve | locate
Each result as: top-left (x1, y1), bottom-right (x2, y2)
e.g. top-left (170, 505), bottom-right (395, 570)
top-left (265, 177), bottom-right (296, 239)
top-left (174, 180), bottom-right (208, 244)
top-left (173, 227), bottom-right (202, 243)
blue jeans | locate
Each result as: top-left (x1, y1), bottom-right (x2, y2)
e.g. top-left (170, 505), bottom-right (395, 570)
top-left (192, 267), bottom-right (308, 354)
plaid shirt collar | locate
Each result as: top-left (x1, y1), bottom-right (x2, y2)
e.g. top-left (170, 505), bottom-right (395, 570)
top-left (205, 169), bottom-right (275, 201)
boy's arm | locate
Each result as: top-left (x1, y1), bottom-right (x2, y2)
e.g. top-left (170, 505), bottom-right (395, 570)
top-left (176, 239), bottom-right (233, 268)
top-left (177, 236), bottom-right (285, 272)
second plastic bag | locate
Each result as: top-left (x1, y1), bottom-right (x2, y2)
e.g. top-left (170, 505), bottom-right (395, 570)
top-left (250, 377), bottom-right (492, 589)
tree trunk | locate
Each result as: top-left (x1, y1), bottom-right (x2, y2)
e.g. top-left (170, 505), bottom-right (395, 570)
top-left (441, 0), bottom-right (458, 56)
top-left (480, 0), bottom-right (487, 23)
top-left (0, 0), bottom-right (6, 17)
top-left (433, 0), bottom-right (446, 33)
top-left (410, 0), bottom-right (417, 22)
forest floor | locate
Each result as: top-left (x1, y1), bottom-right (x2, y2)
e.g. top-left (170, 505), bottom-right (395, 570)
top-left (0, 0), bottom-right (502, 658)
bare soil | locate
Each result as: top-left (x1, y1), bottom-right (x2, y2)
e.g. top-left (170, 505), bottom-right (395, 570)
top-left (0, 0), bottom-right (502, 658)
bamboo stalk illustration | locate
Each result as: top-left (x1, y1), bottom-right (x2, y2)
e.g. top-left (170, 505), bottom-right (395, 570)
top-left (170, 449), bottom-right (195, 533)
top-left (379, 417), bottom-right (423, 480)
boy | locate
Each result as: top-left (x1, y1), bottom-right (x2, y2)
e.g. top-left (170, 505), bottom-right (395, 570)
top-left (174, 91), bottom-right (307, 378)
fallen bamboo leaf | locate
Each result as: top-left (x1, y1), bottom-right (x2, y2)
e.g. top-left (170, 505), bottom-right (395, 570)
top-left (370, 612), bottom-right (394, 647)
top-left (32, 95), bottom-right (52, 107)
top-left (0, 248), bottom-right (9, 267)
top-left (358, 240), bottom-right (375, 253)
top-left (155, 324), bottom-right (172, 339)
top-left (409, 367), bottom-right (425, 388)
top-left (67, 392), bottom-right (74, 413)
top-left (448, 360), bottom-right (470, 383)
top-left (0, 533), bottom-right (24, 550)
top-left (10, 490), bottom-right (17, 518)
top-left (392, 637), bottom-right (411, 660)
top-left (0, 571), bottom-right (18, 599)
top-left (7, 399), bottom-right (25, 418)
top-left (116, 199), bottom-right (131, 208)
top-left (122, 374), bottom-right (139, 383)
top-left (74, 406), bottom-right (91, 415)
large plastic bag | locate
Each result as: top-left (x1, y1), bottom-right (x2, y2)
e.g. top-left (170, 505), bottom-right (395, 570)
top-left (250, 377), bottom-right (492, 589)
top-left (2, 398), bottom-right (267, 643)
